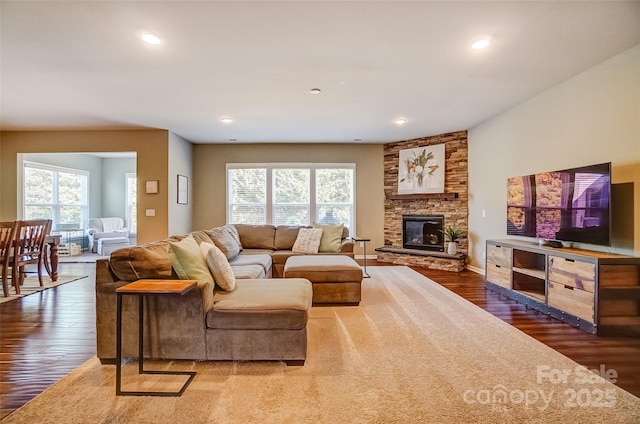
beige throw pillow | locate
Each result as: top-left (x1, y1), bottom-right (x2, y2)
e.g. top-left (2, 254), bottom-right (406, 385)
top-left (200, 242), bottom-right (236, 291)
top-left (313, 223), bottom-right (344, 252)
top-left (167, 235), bottom-right (214, 285)
top-left (292, 228), bottom-right (323, 254)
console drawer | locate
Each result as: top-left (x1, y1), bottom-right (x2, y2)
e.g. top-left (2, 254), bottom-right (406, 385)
top-left (487, 244), bottom-right (512, 268)
top-left (548, 281), bottom-right (595, 322)
top-left (548, 256), bottom-right (595, 293)
top-left (486, 263), bottom-right (511, 289)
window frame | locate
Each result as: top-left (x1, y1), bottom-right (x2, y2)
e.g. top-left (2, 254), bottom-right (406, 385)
top-left (226, 163), bottom-right (355, 234)
top-left (23, 161), bottom-right (89, 230)
top-left (125, 173), bottom-right (137, 234)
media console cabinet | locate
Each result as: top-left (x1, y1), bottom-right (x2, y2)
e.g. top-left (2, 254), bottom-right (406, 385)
top-left (485, 239), bottom-right (640, 336)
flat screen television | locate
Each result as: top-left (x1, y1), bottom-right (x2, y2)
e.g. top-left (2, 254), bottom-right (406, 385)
top-left (506, 162), bottom-right (611, 246)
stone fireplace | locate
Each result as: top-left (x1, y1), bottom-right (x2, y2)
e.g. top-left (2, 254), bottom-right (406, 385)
top-left (376, 130), bottom-right (468, 272)
top-left (403, 215), bottom-right (444, 252)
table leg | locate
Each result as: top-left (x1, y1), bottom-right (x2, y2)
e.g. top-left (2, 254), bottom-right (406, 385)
top-left (116, 292), bottom-right (123, 395)
top-left (362, 241), bottom-right (371, 278)
top-left (43, 241), bottom-right (58, 282)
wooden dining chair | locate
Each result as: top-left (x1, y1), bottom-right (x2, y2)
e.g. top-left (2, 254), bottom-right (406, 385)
top-left (0, 221), bottom-right (17, 297)
top-left (10, 219), bottom-right (52, 294)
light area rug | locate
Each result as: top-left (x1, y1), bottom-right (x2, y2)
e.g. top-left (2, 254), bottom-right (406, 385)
top-left (58, 253), bottom-right (107, 263)
top-left (2, 266), bottom-right (638, 423)
top-left (0, 275), bottom-right (87, 304)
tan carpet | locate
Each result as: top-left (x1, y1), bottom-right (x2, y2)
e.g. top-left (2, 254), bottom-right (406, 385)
top-left (0, 275), bottom-right (87, 304)
top-left (2, 266), bottom-right (638, 423)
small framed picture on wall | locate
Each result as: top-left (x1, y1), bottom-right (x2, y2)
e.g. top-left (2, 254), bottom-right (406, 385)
top-left (177, 174), bottom-right (188, 204)
top-left (145, 180), bottom-right (159, 194)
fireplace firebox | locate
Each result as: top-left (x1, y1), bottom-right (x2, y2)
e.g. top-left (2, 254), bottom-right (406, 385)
top-left (402, 215), bottom-right (445, 252)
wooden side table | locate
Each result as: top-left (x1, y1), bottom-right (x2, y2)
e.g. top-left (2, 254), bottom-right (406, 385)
top-left (353, 237), bottom-right (371, 278)
top-left (116, 279), bottom-right (197, 396)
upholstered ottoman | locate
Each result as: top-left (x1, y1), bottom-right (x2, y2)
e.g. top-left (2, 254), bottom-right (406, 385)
top-left (97, 236), bottom-right (130, 256)
top-left (284, 255), bottom-right (363, 305)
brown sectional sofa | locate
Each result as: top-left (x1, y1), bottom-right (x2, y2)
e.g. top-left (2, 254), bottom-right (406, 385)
top-left (233, 224), bottom-right (354, 277)
top-left (96, 224), bottom-right (354, 365)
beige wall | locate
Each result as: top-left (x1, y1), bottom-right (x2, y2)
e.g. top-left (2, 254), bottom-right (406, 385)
top-left (0, 130), bottom-right (170, 244)
top-left (192, 143), bottom-right (385, 257)
top-left (168, 132), bottom-right (193, 236)
top-left (468, 43), bottom-right (640, 270)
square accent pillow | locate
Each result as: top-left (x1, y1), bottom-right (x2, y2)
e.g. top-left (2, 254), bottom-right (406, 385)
top-left (292, 228), bottom-right (323, 254)
top-left (167, 235), bottom-right (214, 285)
top-left (200, 242), bottom-right (236, 291)
top-left (205, 227), bottom-right (240, 261)
top-left (313, 223), bottom-right (344, 252)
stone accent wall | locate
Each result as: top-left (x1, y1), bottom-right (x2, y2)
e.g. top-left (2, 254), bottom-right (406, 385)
top-left (376, 251), bottom-right (467, 272)
top-left (380, 130), bottom-right (468, 271)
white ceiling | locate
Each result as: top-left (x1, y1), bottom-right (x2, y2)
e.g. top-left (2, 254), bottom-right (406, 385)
top-left (2, 1), bottom-right (640, 144)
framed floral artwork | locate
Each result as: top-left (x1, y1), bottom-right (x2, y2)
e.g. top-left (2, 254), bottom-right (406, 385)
top-left (397, 144), bottom-right (445, 194)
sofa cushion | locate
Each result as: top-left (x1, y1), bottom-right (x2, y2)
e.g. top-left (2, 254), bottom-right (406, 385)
top-left (168, 235), bottom-right (214, 285)
top-left (190, 230), bottom-right (214, 246)
top-left (231, 264), bottom-right (266, 279)
top-left (284, 255), bottom-right (363, 283)
top-left (292, 228), bottom-right (323, 254)
top-left (207, 278), bottom-right (312, 330)
top-left (313, 223), bottom-right (343, 252)
top-left (235, 224), bottom-right (276, 250)
top-left (109, 241), bottom-right (176, 282)
top-left (205, 227), bottom-right (240, 261)
top-left (229, 253), bottom-right (272, 276)
top-left (274, 226), bottom-right (302, 250)
top-left (271, 250), bottom-right (303, 265)
top-left (200, 242), bottom-right (236, 291)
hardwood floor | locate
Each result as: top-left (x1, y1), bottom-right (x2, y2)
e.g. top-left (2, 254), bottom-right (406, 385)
top-left (1, 261), bottom-right (638, 419)
top-left (0, 263), bottom-right (96, 419)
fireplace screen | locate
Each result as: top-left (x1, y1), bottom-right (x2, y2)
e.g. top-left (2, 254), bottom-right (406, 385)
top-left (403, 215), bottom-right (445, 252)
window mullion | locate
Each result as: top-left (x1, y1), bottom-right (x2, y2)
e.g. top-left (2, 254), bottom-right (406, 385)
top-left (266, 167), bottom-right (273, 225)
top-left (310, 168), bottom-right (317, 225)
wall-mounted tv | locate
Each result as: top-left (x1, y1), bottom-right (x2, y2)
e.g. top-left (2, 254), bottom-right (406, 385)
top-left (507, 162), bottom-right (611, 246)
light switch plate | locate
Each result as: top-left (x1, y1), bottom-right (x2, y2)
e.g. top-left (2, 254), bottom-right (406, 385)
top-left (146, 209), bottom-right (156, 217)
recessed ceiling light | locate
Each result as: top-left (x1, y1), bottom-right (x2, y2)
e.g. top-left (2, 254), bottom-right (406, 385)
top-left (310, 88), bottom-right (322, 94)
top-left (220, 117), bottom-right (233, 123)
top-left (394, 118), bottom-right (407, 125)
top-left (471, 38), bottom-right (491, 50)
top-left (140, 32), bottom-right (162, 45)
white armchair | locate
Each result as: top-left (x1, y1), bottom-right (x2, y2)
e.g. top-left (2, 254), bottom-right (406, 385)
top-left (86, 217), bottom-right (129, 253)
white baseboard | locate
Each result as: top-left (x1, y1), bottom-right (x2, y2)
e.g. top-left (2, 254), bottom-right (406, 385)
top-left (466, 264), bottom-right (484, 275)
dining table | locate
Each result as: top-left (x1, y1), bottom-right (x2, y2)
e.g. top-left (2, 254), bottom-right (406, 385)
top-left (43, 234), bottom-right (61, 282)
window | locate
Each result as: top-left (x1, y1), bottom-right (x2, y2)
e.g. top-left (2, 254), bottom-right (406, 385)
top-left (126, 173), bottom-right (137, 234)
top-left (23, 162), bottom-right (89, 230)
top-left (227, 163), bottom-right (355, 233)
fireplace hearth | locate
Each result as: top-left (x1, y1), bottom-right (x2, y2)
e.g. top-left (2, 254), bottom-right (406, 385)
top-left (402, 215), bottom-right (445, 252)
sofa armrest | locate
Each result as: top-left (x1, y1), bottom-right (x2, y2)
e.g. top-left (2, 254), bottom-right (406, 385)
top-left (95, 259), bottom-right (213, 361)
top-left (340, 238), bottom-right (355, 253)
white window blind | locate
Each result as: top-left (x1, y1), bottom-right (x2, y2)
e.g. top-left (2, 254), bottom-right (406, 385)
top-left (273, 168), bottom-right (310, 226)
top-left (228, 167), bottom-right (267, 224)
